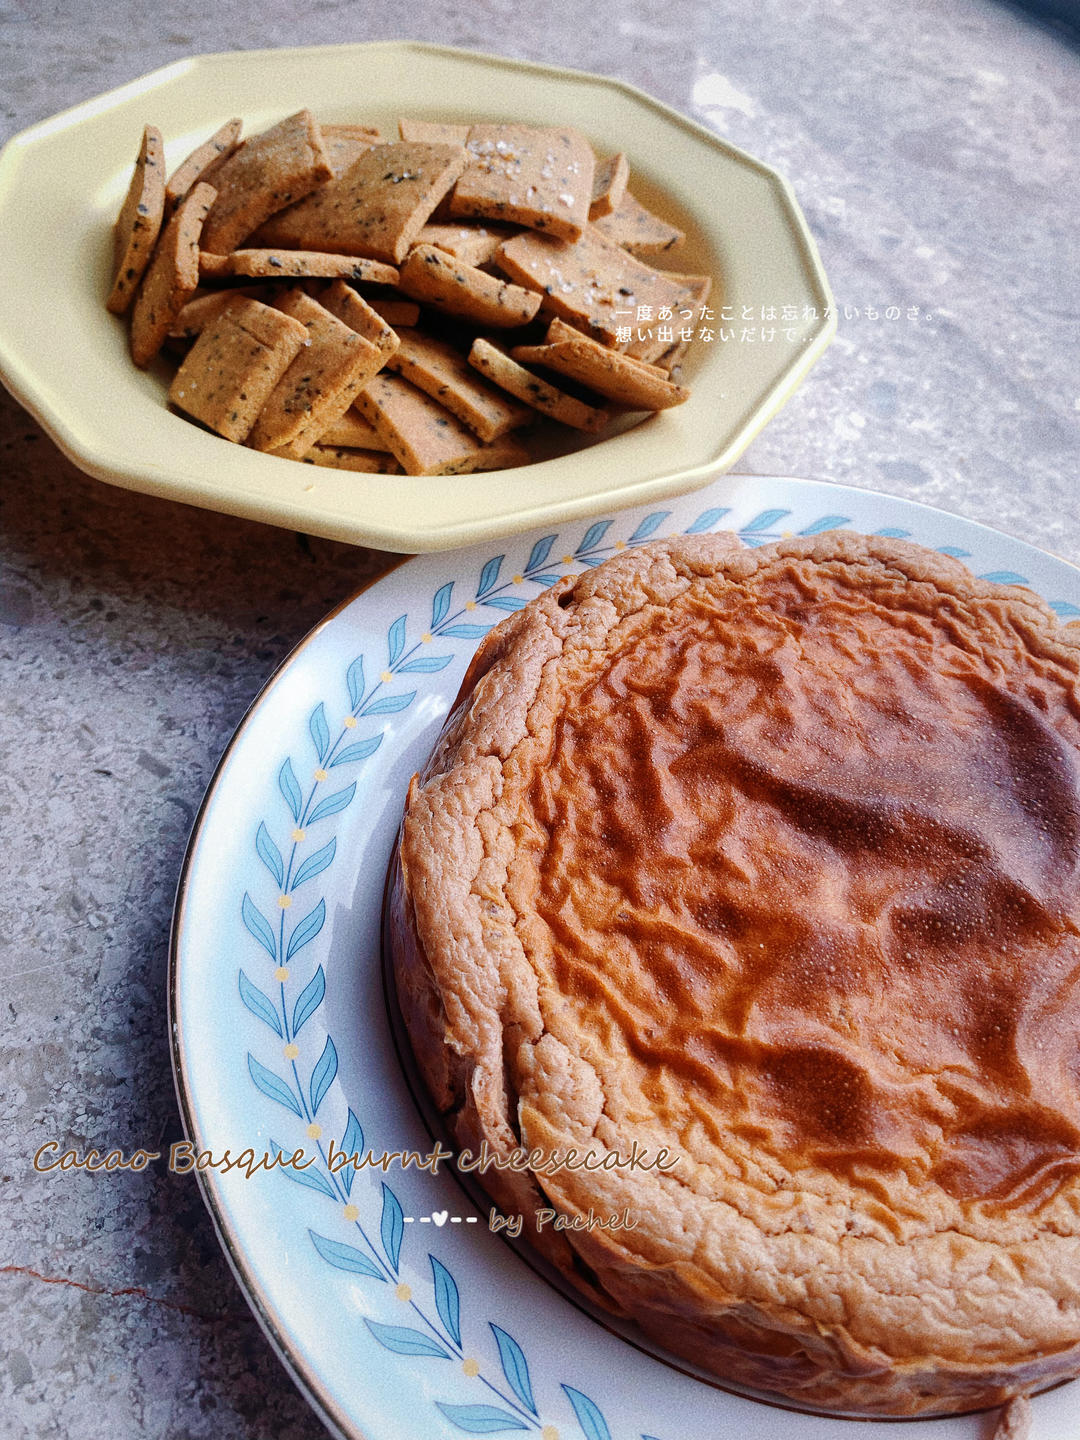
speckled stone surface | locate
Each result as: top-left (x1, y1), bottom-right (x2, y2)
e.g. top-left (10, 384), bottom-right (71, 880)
top-left (1, 3), bottom-right (1078, 1437)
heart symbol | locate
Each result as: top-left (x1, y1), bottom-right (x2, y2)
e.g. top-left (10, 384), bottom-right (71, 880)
top-left (433, 1210), bottom-right (448, 1227)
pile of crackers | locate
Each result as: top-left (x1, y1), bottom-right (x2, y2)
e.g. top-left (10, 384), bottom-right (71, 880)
top-left (105, 110), bottom-right (710, 477)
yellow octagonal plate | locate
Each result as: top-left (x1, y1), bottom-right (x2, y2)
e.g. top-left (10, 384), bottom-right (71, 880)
top-left (0, 43), bottom-right (834, 552)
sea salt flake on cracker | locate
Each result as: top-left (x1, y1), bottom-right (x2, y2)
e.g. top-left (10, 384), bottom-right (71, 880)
top-left (167, 296), bottom-right (308, 441)
top-left (252, 141), bottom-right (467, 264)
top-left (588, 152), bottom-right (629, 220)
top-left (398, 244), bottom-right (542, 328)
top-left (468, 338), bottom-right (609, 432)
top-left (353, 371), bottom-right (496, 475)
top-left (450, 124), bottom-right (595, 242)
top-left (130, 181), bottom-right (215, 367)
top-left (386, 330), bottom-right (533, 441)
top-left (106, 125), bottom-right (166, 315)
top-left (496, 225), bottom-right (687, 346)
top-left (200, 109), bottom-right (332, 256)
top-left (592, 189), bottom-right (684, 256)
top-left (165, 118), bottom-right (243, 213)
top-left (414, 221), bottom-right (516, 267)
top-left (247, 289), bottom-right (385, 456)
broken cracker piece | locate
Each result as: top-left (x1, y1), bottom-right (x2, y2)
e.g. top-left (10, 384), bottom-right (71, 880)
top-left (168, 296), bottom-right (308, 441)
top-left (592, 189), bottom-right (684, 256)
top-left (450, 124), bottom-right (595, 242)
top-left (589, 152), bottom-right (629, 220)
top-left (248, 289), bottom-right (385, 457)
top-left (252, 141), bottom-right (467, 264)
top-left (496, 225), bottom-right (686, 347)
top-left (165, 118), bottom-right (243, 213)
top-left (106, 125), bottom-right (166, 315)
top-left (623, 270), bottom-right (713, 363)
top-left (467, 338), bottom-right (609, 433)
top-left (130, 181), bottom-right (215, 367)
top-left (398, 245), bottom-right (542, 328)
top-left (511, 330), bottom-right (690, 410)
top-left (353, 371), bottom-right (496, 475)
top-left (200, 109), bottom-right (331, 256)
top-left (386, 329), bottom-right (533, 441)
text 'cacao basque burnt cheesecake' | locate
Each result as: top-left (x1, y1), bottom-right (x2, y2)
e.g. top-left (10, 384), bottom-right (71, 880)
top-left (387, 531), bottom-right (1080, 1416)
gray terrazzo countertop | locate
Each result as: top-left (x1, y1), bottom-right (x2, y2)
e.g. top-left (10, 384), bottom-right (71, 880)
top-left (1, 2), bottom-right (1078, 1437)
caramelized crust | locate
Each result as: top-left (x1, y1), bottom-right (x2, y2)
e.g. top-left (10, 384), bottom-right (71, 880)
top-left (388, 532), bottom-right (1080, 1414)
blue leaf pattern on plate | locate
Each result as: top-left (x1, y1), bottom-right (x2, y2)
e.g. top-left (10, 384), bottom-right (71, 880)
top-left (241, 893), bottom-right (277, 961)
top-left (874, 526), bottom-right (911, 538)
top-left (577, 520), bottom-right (611, 553)
top-left (238, 970), bottom-right (282, 1035)
top-left (935, 544), bottom-right (969, 557)
top-left (434, 1403), bottom-right (528, 1433)
top-left (526, 535), bottom-right (556, 572)
top-left (798, 514), bottom-right (850, 535)
top-left (399, 654), bottom-right (454, 673)
top-left (346, 655), bottom-right (366, 710)
top-left (307, 782), bottom-right (357, 824)
top-left (477, 554), bottom-right (504, 597)
top-left (291, 965), bottom-right (326, 1036)
top-left (380, 1183), bottom-right (404, 1273)
top-left (339, 1109), bottom-right (364, 1198)
top-left (388, 615), bottom-right (407, 666)
top-left (309, 702), bottom-right (330, 763)
top-left (741, 507), bottom-right (790, 533)
top-left (684, 505), bottom-right (730, 533)
top-left (628, 511), bottom-right (671, 542)
top-left (278, 757), bottom-right (302, 822)
top-left (490, 1325), bottom-right (536, 1414)
top-left (285, 899), bottom-right (325, 961)
top-left (443, 624), bottom-right (493, 639)
top-left (363, 691), bottom-right (416, 716)
top-left (562, 1386), bottom-right (612, 1440)
top-left (1050, 599), bottom-right (1080, 618)
top-left (430, 1255), bottom-right (461, 1346)
top-left (482, 596), bottom-right (527, 611)
top-left (247, 1055), bottom-right (302, 1117)
top-left (309, 1229), bottom-right (386, 1280)
top-left (432, 581), bottom-right (454, 628)
top-left (269, 1141), bottom-right (337, 1200)
top-left (255, 822), bottom-right (284, 886)
top-left (365, 1319), bottom-right (450, 1358)
top-left (330, 736), bottom-right (383, 768)
top-left (979, 570), bottom-right (1029, 586)
top-left (309, 1036), bottom-right (338, 1116)
top-left (292, 838), bottom-right (336, 890)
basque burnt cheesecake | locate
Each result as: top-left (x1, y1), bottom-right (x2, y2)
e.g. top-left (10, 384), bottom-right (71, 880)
top-left (387, 532), bottom-right (1080, 1415)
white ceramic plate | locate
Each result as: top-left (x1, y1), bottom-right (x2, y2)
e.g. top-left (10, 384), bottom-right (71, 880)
top-left (171, 475), bottom-right (1080, 1440)
top-left (0, 42), bottom-right (833, 552)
